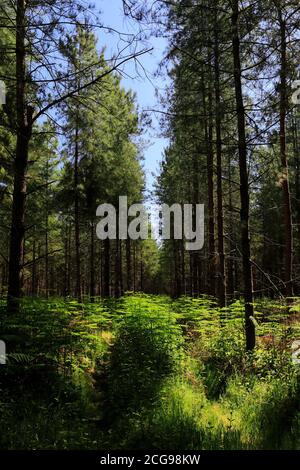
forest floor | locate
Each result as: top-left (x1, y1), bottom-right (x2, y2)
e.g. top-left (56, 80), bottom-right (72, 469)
top-left (1, 294), bottom-right (300, 450)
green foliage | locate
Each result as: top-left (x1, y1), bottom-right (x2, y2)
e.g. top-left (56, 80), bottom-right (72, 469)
top-left (102, 295), bottom-right (183, 422)
top-left (1, 294), bottom-right (300, 449)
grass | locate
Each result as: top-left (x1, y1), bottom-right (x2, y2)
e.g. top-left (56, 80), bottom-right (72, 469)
top-left (1, 294), bottom-right (300, 449)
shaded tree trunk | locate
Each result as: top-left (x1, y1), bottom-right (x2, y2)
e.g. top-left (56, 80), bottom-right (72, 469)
top-left (31, 230), bottom-right (36, 296)
top-left (133, 243), bottom-right (136, 292)
top-left (90, 220), bottom-right (96, 302)
top-left (126, 238), bottom-right (132, 291)
top-left (231, 0), bottom-right (255, 350)
top-left (278, 9), bottom-right (293, 297)
top-left (214, 21), bottom-right (226, 307)
top-left (74, 121), bottom-right (82, 302)
top-left (181, 239), bottom-right (186, 295)
top-left (203, 75), bottom-right (215, 296)
top-left (119, 240), bottom-right (124, 295)
top-left (103, 238), bottom-right (110, 297)
top-left (227, 154), bottom-right (235, 300)
top-left (173, 240), bottom-right (181, 297)
top-left (7, 0), bottom-right (33, 313)
top-left (292, 114), bottom-right (300, 294)
top-left (45, 159), bottom-right (49, 299)
top-left (140, 244), bottom-right (143, 292)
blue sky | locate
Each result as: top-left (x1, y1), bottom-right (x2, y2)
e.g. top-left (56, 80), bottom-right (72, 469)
top-left (94, 0), bottom-right (169, 196)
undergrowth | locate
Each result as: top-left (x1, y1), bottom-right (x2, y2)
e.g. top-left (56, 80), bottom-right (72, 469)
top-left (1, 294), bottom-right (300, 449)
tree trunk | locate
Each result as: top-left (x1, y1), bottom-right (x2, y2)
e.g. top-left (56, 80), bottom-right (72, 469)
top-left (74, 121), bottom-right (82, 302)
top-left (181, 239), bottom-right (186, 294)
top-left (31, 230), bottom-right (36, 296)
top-left (214, 21), bottom-right (226, 307)
top-left (64, 227), bottom-right (69, 297)
top-left (7, 0), bottom-right (33, 313)
top-left (119, 240), bottom-right (124, 295)
top-left (126, 238), bottom-right (132, 291)
top-left (103, 238), bottom-right (110, 297)
top-left (173, 240), bottom-right (181, 297)
top-left (192, 148), bottom-right (200, 295)
top-left (292, 114), bottom-right (300, 293)
top-left (140, 244), bottom-right (143, 292)
top-left (133, 243), bottom-right (136, 292)
top-left (278, 9), bottom-right (293, 297)
top-left (115, 237), bottom-right (121, 298)
top-left (45, 159), bottom-right (49, 299)
top-left (90, 220), bottom-right (96, 302)
top-left (231, 0), bottom-right (255, 350)
top-left (227, 153), bottom-right (235, 300)
top-left (203, 74), bottom-right (215, 297)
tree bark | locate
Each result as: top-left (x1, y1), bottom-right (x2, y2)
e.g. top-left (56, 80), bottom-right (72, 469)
top-left (74, 120), bottom-right (82, 302)
top-left (126, 238), bottom-right (132, 291)
top-left (90, 220), bottom-right (96, 302)
top-left (231, 0), bottom-right (255, 350)
top-left (45, 158), bottom-right (49, 299)
top-left (31, 229), bottom-right (36, 296)
top-left (203, 74), bottom-right (215, 297)
top-left (214, 21), bottom-right (226, 307)
top-left (140, 244), bottom-right (143, 292)
top-left (278, 8), bottom-right (293, 297)
top-left (7, 0), bottom-right (33, 313)
top-left (227, 153), bottom-right (235, 300)
top-left (103, 238), bottom-right (110, 297)
top-left (133, 242), bottom-right (136, 292)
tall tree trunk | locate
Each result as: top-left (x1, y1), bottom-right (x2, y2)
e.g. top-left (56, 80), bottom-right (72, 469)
top-left (126, 238), bottom-right (132, 291)
top-left (90, 220), bottom-right (95, 302)
top-left (115, 237), bottom-right (121, 297)
top-left (140, 244), bottom-right (143, 292)
top-left (181, 239), bottom-right (186, 294)
top-left (173, 240), bottom-right (181, 297)
top-left (231, 0), bottom-right (255, 350)
top-left (31, 229), bottom-right (36, 296)
top-left (7, 0), bottom-right (33, 313)
top-left (227, 153), bottom-right (235, 300)
top-left (278, 9), bottom-right (293, 297)
top-left (67, 223), bottom-right (71, 296)
top-left (292, 114), bottom-right (300, 292)
top-left (64, 228), bottom-right (69, 297)
top-left (74, 121), bottom-right (82, 302)
top-left (133, 243), bottom-right (136, 292)
top-left (45, 159), bottom-right (49, 299)
top-left (103, 238), bottom-right (110, 297)
top-left (119, 240), bottom-right (124, 296)
top-left (189, 253), bottom-right (193, 296)
top-left (203, 75), bottom-right (215, 296)
top-left (214, 21), bottom-right (226, 307)
top-left (192, 151), bottom-right (200, 296)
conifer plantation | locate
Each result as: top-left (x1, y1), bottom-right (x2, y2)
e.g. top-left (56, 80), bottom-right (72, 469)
top-left (2, 0), bottom-right (300, 453)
